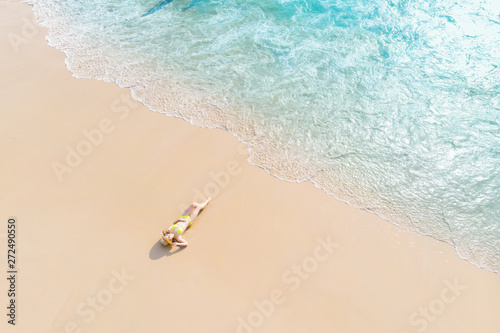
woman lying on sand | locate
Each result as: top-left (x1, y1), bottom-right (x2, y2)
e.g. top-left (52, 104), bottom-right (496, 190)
top-left (161, 198), bottom-right (211, 247)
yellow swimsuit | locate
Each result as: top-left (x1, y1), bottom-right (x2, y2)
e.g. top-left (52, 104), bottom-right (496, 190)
top-left (170, 215), bottom-right (192, 235)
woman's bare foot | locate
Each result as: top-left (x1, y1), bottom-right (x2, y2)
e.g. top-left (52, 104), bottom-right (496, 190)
top-left (199, 197), bottom-right (211, 209)
top-left (194, 197), bottom-right (211, 209)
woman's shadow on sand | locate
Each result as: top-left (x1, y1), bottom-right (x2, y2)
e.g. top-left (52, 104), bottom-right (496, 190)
top-left (149, 240), bottom-right (186, 260)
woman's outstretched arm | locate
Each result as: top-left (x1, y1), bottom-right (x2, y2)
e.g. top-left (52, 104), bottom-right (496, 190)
top-left (174, 235), bottom-right (189, 247)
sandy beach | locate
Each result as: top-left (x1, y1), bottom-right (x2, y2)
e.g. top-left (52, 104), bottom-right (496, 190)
top-left (1, 2), bottom-right (500, 333)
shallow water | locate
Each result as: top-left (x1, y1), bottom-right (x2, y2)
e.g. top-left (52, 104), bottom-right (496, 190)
top-left (28, 0), bottom-right (500, 273)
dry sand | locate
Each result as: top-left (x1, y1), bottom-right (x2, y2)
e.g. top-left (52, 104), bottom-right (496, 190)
top-left (1, 2), bottom-right (500, 333)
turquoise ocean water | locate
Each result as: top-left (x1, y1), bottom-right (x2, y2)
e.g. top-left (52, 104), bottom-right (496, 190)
top-left (28, 0), bottom-right (500, 273)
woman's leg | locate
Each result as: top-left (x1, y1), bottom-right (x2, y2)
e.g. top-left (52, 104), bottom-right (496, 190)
top-left (187, 197), bottom-right (211, 221)
top-left (180, 203), bottom-right (197, 217)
